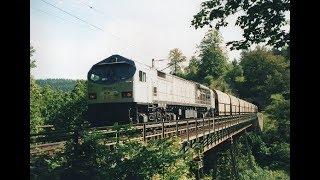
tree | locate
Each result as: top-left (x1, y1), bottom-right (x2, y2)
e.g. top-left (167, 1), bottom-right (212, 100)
top-left (30, 45), bottom-right (44, 133)
top-left (272, 46), bottom-right (290, 63)
top-left (198, 29), bottom-right (229, 80)
top-left (240, 165), bottom-right (289, 179)
top-left (40, 85), bottom-right (68, 126)
top-left (268, 142), bottom-right (290, 172)
top-left (36, 79), bottom-right (77, 92)
top-left (30, 78), bottom-right (44, 134)
top-left (265, 94), bottom-right (290, 143)
top-left (184, 56), bottom-right (200, 81)
top-left (212, 134), bottom-right (290, 179)
top-left (168, 48), bottom-right (187, 75)
top-left (224, 60), bottom-right (245, 95)
top-left (205, 75), bottom-right (232, 93)
top-left (30, 44), bottom-right (36, 69)
top-left (191, 0), bottom-right (290, 50)
top-left (31, 134), bottom-right (196, 180)
top-left (247, 103), bottom-right (290, 173)
top-left (238, 47), bottom-right (289, 108)
top-left (50, 80), bottom-right (88, 131)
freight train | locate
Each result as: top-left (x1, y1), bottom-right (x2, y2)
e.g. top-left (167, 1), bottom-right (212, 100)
top-left (87, 55), bottom-right (258, 127)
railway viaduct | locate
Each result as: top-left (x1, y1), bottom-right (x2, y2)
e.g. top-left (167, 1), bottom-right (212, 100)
top-left (31, 113), bottom-right (263, 177)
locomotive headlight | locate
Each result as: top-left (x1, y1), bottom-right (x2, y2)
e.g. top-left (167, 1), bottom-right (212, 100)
top-left (89, 93), bottom-right (97, 99)
top-left (122, 91), bottom-right (133, 98)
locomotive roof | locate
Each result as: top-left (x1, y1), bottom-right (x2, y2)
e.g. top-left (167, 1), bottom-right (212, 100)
top-left (95, 55), bottom-right (202, 84)
top-left (94, 54), bottom-right (136, 66)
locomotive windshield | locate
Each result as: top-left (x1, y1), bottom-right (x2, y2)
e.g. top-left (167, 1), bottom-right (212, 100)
top-left (88, 62), bottom-right (136, 84)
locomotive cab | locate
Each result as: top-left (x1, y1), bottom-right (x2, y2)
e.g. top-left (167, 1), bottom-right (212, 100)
top-left (87, 55), bottom-right (137, 126)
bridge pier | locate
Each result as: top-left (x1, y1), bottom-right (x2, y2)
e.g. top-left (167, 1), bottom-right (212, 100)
top-left (256, 113), bottom-right (264, 131)
top-left (229, 136), bottom-right (240, 180)
top-left (194, 152), bottom-right (204, 180)
top-left (243, 113), bottom-right (262, 132)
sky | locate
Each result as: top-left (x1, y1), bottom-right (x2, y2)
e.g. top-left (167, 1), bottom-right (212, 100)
top-left (30, 0), bottom-right (247, 79)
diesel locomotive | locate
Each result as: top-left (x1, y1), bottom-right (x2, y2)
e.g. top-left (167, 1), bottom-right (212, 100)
top-left (87, 54), bottom-right (257, 127)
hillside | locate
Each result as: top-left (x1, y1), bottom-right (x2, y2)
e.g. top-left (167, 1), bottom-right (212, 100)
top-left (36, 79), bottom-right (78, 92)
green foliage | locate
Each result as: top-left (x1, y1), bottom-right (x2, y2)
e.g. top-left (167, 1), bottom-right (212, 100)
top-left (265, 94), bottom-right (290, 142)
top-left (36, 79), bottom-right (77, 92)
top-left (245, 94), bottom-right (290, 173)
top-left (272, 46), bottom-right (290, 63)
top-left (206, 76), bottom-right (232, 94)
top-left (30, 44), bottom-right (36, 69)
top-left (40, 85), bottom-right (64, 125)
top-left (168, 48), bottom-right (187, 75)
top-left (49, 80), bottom-right (88, 131)
top-left (30, 78), bottom-right (88, 133)
top-left (239, 47), bottom-right (289, 108)
top-left (224, 60), bottom-right (245, 96)
top-left (30, 77), bottom-right (44, 134)
top-left (184, 56), bottom-right (200, 81)
top-left (179, 29), bottom-right (233, 93)
top-left (170, 29), bottom-right (233, 94)
top-left (31, 133), bottom-right (196, 180)
top-left (247, 131), bottom-right (290, 174)
top-left (30, 45), bottom-right (44, 134)
top-left (211, 134), bottom-right (289, 180)
top-left (181, 42), bottom-right (289, 110)
top-left (240, 166), bottom-right (289, 180)
top-left (29, 45), bottom-right (86, 133)
top-left (180, 29), bottom-right (232, 93)
top-left (214, 151), bottom-right (233, 179)
top-left (191, 0), bottom-right (290, 50)
top-left (30, 153), bottom-right (66, 180)
top-left (268, 142), bottom-right (290, 172)
top-left (198, 29), bottom-right (229, 80)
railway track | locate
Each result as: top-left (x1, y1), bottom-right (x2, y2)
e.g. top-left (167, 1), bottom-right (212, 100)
top-left (30, 114), bottom-right (256, 155)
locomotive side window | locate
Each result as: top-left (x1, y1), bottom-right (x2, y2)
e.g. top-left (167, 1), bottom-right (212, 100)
top-left (139, 71), bottom-right (143, 81)
top-left (206, 92), bottom-right (210, 100)
top-left (143, 72), bottom-right (146, 82)
top-left (139, 71), bottom-right (146, 82)
top-left (153, 87), bottom-right (157, 96)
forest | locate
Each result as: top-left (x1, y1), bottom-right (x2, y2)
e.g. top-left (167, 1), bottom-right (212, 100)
top-left (30, 0), bottom-right (290, 179)
top-left (36, 79), bottom-right (77, 92)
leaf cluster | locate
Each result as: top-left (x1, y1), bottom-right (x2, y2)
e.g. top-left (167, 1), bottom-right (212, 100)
top-left (191, 0), bottom-right (290, 49)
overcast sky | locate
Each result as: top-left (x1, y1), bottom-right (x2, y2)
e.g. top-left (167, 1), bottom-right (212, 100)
top-left (30, 0), bottom-right (247, 79)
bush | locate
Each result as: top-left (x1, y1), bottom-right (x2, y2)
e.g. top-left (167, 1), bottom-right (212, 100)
top-left (31, 131), bottom-right (197, 180)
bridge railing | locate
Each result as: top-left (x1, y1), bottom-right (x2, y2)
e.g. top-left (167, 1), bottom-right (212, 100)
top-left (30, 113), bottom-right (258, 155)
top-left (181, 115), bottom-right (256, 154)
